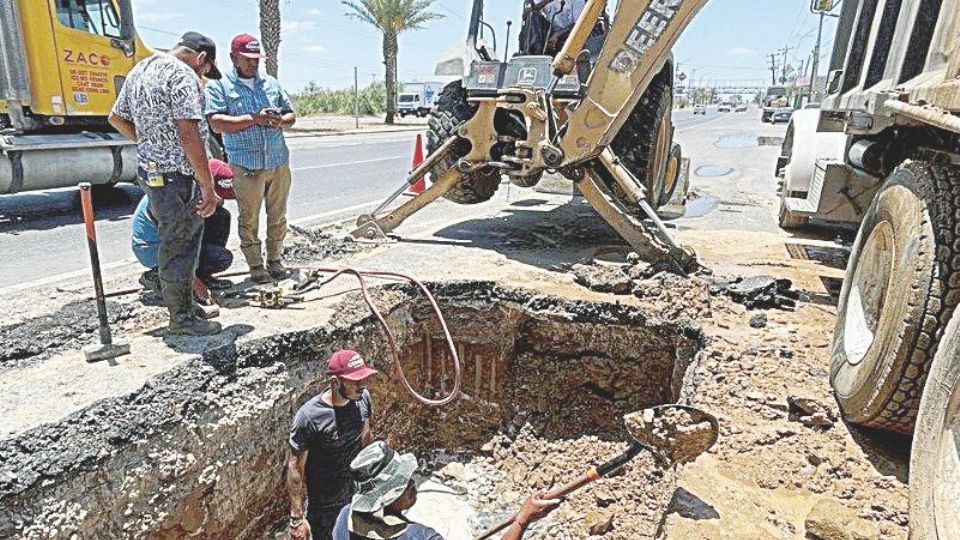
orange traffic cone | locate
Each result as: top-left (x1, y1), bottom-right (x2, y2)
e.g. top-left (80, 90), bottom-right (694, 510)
top-left (407, 133), bottom-right (426, 195)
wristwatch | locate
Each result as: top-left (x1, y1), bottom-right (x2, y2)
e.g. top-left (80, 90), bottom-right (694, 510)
top-left (289, 516), bottom-right (305, 528)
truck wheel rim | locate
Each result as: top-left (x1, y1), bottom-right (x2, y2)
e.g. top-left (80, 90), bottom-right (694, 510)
top-left (838, 220), bottom-right (895, 387)
top-left (936, 374), bottom-right (960, 537)
top-left (662, 153), bottom-right (679, 201)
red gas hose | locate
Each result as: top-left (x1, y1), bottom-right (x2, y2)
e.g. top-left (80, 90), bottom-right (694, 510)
top-left (295, 266), bottom-right (462, 407)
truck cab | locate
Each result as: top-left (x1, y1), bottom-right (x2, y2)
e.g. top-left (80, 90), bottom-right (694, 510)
top-left (0, 0), bottom-right (152, 194)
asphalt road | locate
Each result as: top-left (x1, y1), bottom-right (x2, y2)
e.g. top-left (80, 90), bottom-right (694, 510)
top-left (0, 109), bottom-right (717, 291)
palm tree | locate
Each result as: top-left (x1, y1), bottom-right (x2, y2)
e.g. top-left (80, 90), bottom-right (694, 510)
top-left (342, 0), bottom-right (443, 124)
top-left (259, 0), bottom-right (281, 77)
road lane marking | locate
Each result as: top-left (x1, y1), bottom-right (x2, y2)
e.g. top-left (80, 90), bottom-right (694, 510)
top-left (290, 200), bottom-right (381, 226)
top-left (291, 155), bottom-right (405, 171)
top-left (0, 258), bottom-right (139, 296)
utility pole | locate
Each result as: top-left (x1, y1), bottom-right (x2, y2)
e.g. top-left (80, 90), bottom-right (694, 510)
top-left (809, 0), bottom-right (841, 101)
top-left (768, 53), bottom-right (778, 86)
top-left (777, 46), bottom-right (792, 84)
top-left (354, 66), bottom-right (359, 129)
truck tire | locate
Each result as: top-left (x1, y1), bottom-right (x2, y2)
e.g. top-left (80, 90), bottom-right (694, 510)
top-left (659, 143), bottom-right (682, 207)
top-left (910, 308), bottom-right (960, 540)
top-left (831, 157), bottom-right (960, 434)
top-left (425, 81), bottom-right (501, 205)
top-left (610, 68), bottom-right (673, 210)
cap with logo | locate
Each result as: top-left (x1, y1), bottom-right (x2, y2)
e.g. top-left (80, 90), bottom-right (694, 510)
top-left (208, 158), bottom-right (235, 200)
top-left (177, 31), bottom-right (222, 79)
top-left (231, 33), bottom-right (266, 59)
top-left (328, 349), bottom-right (379, 381)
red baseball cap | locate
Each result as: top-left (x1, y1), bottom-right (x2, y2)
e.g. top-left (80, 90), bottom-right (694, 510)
top-left (208, 158), bottom-right (236, 200)
top-left (231, 33), bottom-right (266, 59)
top-left (328, 349), bottom-right (378, 381)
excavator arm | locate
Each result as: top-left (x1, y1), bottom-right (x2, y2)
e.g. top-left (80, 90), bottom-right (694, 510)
top-left (556, 0), bottom-right (709, 165)
top-left (351, 0), bottom-right (709, 271)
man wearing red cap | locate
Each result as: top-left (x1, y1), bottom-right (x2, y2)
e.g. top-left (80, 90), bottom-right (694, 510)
top-left (287, 350), bottom-right (379, 540)
top-left (205, 33), bottom-right (297, 285)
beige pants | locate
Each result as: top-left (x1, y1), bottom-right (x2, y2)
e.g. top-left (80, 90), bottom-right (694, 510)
top-left (231, 163), bottom-right (292, 268)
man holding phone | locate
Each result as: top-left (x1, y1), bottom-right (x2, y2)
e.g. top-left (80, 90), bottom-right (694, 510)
top-left (206, 33), bottom-right (297, 284)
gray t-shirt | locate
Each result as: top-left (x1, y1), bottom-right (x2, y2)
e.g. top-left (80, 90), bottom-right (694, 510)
top-left (111, 52), bottom-right (206, 175)
top-left (290, 390), bottom-right (373, 510)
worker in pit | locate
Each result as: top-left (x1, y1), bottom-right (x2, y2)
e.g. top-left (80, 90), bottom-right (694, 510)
top-left (288, 350), bottom-right (378, 540)
top-left (332, 441), bottom-right (559, 540)
top-left (205, 33), bottom-right (297, 285)
top-left (109, 31), bottom-right (223, 337)
top-left (132, 159), bottom-right (236, 317)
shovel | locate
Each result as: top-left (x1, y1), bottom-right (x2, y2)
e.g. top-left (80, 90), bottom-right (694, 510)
top-left (474, 404), bottom-right (719, 540)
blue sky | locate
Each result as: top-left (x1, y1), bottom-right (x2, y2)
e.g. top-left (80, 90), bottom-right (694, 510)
top-left (132, 0), bottom-right (839, 93)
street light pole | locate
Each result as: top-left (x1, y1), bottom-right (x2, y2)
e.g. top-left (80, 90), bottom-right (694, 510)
top-left (808, 10), bottom-right (824, 102)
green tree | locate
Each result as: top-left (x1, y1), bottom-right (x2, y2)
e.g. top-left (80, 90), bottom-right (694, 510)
top-left (259, 0), bottom-right (281, 76)
top-left (342, 0), bottom-right (443, 124)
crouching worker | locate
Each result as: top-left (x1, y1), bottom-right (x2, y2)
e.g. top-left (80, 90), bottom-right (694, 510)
top-left (133, 158), bottom-right (236, 316)
top-left (333, 441), bottom-right (559, 540)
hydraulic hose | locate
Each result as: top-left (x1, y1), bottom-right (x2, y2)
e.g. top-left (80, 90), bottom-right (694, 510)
top-left (296, 266), bottom-right (462, 407)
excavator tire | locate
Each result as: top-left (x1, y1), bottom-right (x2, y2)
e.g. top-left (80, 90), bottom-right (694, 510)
top-left (611, 68), bottom-right (673, 210)
top-left (831, 155), bottom-right (960, 434)
top-left (426, 81), bottom-right (501, 205)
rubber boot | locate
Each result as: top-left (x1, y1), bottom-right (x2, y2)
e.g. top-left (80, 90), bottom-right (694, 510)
top-left (163, 280), bottom-right (222, 336)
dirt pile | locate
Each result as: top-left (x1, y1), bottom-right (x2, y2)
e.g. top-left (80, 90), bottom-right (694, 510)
top-left (711, 275), bottom-right (799, 309)
top-left (281, 225), bottom-right (366, 264)
top-left (431, 424), bottom-right (675, 539)
top-left (624, 406), bottom-right (718, 465)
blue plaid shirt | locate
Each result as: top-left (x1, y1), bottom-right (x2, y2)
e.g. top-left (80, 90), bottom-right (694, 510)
top-left (205, 68), bottom-right (293, 170)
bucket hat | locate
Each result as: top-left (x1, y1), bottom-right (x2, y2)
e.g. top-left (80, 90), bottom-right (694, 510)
top-left (350, 441), bottom-right (418, 513)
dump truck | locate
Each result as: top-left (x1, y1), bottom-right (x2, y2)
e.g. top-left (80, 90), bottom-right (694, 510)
top-left (351, 0), bottom-right (694, 269)
top-left (0, 0), bottom-right (152, 195)
top-left (775, 1), bottom-right (960, 536)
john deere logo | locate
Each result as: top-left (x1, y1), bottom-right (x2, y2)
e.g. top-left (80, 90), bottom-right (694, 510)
top-left (518, 68), bottom-right (537, 86)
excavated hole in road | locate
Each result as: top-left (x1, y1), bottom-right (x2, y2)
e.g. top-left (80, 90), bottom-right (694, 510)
top-left (0, 285), bottom-right (704, 540)
top-left (282, 289), bottom-right (706, 539)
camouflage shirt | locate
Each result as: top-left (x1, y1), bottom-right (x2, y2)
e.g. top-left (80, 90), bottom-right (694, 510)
top-left (111, 53), bottom-right (207, 175)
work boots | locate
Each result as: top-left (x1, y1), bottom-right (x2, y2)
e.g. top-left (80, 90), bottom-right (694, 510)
top-left (162, 280), bottom-right (222, 336)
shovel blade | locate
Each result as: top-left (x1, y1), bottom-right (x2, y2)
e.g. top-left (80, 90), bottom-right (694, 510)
top-left (624, 405), bottom-right (719, 465)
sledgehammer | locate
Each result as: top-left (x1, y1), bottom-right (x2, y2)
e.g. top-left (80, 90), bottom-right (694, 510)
top-left (475, 404), bottom-right (719, 540)
top-left (79, 183), bottom-right (130, 362)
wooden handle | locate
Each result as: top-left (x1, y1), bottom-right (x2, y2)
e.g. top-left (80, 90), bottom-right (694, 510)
top-left (474, 469), bottom-right (599, 540)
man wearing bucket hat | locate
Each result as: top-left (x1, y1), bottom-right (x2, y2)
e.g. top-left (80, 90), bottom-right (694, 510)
top-left (332, 441), bottom-right (559, 539)
top-left (288, 350), bottom-right (378, 540)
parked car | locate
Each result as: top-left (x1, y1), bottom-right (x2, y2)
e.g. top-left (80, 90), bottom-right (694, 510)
top-left (718, 102), bottom-right (732, 112)
top-left (735, 103), bottom-right (748, 112)
top-left (771, 107), bottom-right (795, 124)
top-left (693, 105), bottom-right (707, 115)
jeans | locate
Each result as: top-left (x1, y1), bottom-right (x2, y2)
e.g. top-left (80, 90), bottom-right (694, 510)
top-left (197, 206), bottom-right (233, 276)
top-left (138, 170), bottom-right (203, 291)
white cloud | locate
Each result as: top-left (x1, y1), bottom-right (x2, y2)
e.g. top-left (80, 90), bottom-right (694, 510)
top-left (306, 8), bottom-right (324, 16)
top-left (303, 44), bottom-right (328, 55)
top-left (726, 46), bottom-right (757, 57)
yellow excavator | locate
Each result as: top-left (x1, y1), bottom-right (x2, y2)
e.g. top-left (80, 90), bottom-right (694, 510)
top-left (351, 0), bottom-right (703, 268)
top-left (0, 0), bottom-right (151, 195)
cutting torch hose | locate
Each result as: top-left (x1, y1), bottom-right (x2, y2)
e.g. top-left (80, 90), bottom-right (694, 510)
top-left (295, 266), bottom-right (462, 407)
